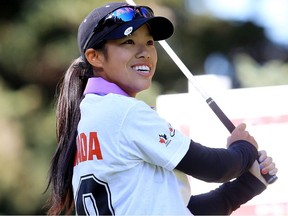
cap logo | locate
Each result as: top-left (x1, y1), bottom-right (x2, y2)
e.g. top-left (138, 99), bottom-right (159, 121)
top-left (124, 27), bottom-right (133, 36)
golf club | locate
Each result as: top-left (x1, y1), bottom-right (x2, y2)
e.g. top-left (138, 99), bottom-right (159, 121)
top-left (126, 0), bottom-right (277, 184)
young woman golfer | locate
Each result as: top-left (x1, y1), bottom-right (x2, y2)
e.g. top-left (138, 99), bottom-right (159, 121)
top-left (46, 2), bottom-right (277, 215)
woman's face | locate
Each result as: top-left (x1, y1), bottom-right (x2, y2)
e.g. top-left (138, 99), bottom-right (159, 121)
top-left (99, 24), bottom-right (157, 97)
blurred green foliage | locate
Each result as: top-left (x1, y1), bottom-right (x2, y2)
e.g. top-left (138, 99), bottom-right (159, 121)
top-left (0, 0), bottom-right (287, 214)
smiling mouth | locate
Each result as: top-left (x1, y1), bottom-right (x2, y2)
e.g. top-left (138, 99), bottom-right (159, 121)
top-left (132, 65), bottom-right (151, 74)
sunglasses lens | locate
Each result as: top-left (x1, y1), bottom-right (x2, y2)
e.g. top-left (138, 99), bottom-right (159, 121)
top-left (139, 7), bottom-right (154, 18)
top-left (107, 6), bottom-right (154, 24)
top-left (110, 7), bottom-right (135, 22)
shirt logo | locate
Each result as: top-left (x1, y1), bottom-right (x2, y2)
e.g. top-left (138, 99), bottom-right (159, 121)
top-left (159, 134), bottom-right (170, 146)
top-left (159, 123), bottom-right (175, 147)
top-left (169, 124), bottom-right (175, 137)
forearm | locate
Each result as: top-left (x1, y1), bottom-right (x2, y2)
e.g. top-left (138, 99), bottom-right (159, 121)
top-left (187, 172), bottom-right (266, 215)
top-left (176, 140), bottom-right (258, 182)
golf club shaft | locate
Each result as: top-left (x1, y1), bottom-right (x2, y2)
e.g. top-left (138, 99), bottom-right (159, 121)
top-left (126, 0), bottom-right (277, 184)
top-left (159, 40), bottom-right (277, 184)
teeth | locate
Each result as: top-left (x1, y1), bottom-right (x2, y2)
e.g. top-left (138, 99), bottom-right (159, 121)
top-left (133, 65), bottom-right (150, 72)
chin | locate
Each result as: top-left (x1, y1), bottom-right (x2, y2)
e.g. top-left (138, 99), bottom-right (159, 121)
top-left (142, 83), bottom-right (152, 91)
top-left (133, 80), bottom-right (152, 93)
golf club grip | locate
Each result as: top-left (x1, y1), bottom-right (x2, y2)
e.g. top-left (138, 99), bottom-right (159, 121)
top-left (206, 98), bottom-right (235, 133)
top-left (206, 97), bottom-right (278, 184)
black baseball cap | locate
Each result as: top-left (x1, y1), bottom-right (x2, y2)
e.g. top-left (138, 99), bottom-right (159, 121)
top-left (77, 2), bottom-right (174, 59)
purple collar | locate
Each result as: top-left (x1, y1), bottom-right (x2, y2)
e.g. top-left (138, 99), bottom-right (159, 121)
top-left (83, 77), bottom-right (129, 97)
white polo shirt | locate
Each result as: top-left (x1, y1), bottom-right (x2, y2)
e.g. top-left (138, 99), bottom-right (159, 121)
top-left (72, 78), bottom-right (191, 215)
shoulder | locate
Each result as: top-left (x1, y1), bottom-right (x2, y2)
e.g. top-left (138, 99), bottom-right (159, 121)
top-left (80, 93), bottom-right (152, 116)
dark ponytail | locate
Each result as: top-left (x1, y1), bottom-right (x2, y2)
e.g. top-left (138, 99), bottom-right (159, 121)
top-left (46, 57), bottom-right (92, 215)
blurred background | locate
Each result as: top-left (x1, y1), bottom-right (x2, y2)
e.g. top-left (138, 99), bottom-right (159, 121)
top-left (0, 0), bottom-right (287, 214)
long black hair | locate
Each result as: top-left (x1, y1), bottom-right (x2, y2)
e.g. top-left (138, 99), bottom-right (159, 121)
top-left (45, 56), bottom-right (93, 215)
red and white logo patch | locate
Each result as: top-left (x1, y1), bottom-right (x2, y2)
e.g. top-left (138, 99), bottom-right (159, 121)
top-left (159, 123), bottom-right (175, 146)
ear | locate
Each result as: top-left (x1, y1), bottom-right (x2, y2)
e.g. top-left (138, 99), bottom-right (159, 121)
top-left (85, 48), bottom-right (104, 68)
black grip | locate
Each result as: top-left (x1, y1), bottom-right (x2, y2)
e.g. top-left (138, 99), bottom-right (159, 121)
top-left (206, 97), bottom-right (277, 184)
top-left (206, 98), bottom-right (235, 133)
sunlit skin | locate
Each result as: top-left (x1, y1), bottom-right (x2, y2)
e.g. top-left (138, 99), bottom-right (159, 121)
top-left (86, 24), bottom-right (157, 97)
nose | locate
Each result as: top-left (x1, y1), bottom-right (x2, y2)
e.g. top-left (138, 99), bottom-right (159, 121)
top-left (135, 44), bottom-right (150, 59)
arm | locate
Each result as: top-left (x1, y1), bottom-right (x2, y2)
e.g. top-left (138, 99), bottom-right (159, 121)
top-left (176, 139), bottom-right (258, 182)
top-left (187, 150), bottom-right (277, 215)
top-left (187, 172), bottom-right (266, 215)
top-left (176, 123), bottom-right (258, 182)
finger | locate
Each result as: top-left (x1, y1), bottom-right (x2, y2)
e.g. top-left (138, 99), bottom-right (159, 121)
top-left (260, 157), bottom-right (275, 175)
top-left (262, 162), bottom-right (276, 175)
top-left (236, 123), bottom-right (246, 131)
top-left (258, 150), bottom-right (267, 162)
top-left (269, 167), bottom-right (278, 175)
top-left (260, 157), bottom-right (272, 170)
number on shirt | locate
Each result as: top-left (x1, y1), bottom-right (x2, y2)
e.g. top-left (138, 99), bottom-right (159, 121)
top-left (75, 174), bottom-right (114, 215)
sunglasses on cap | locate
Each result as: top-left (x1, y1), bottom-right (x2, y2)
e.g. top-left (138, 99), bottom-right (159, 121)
top-left (83, 6), bottom-right (154, 51)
